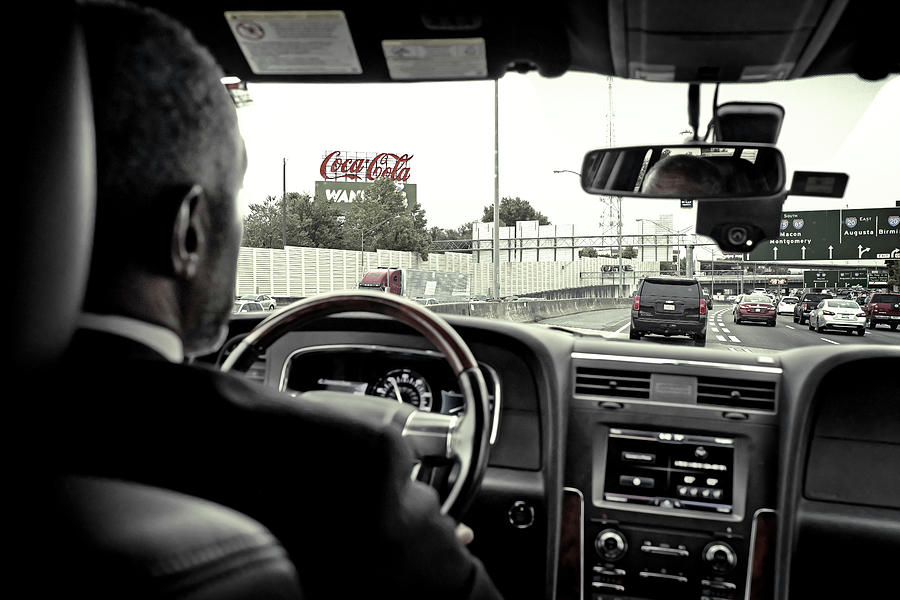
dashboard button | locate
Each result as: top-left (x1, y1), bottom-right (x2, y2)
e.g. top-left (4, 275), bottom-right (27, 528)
top-left (619, 475), bottom-right (654, 488)
top-left (622, 451), bottom-right (655, 463)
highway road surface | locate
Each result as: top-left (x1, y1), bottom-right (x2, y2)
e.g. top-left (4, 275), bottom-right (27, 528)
top-left (540, 306), bottom-right (899, 355)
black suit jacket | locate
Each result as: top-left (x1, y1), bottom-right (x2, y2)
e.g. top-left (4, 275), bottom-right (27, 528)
top-left (52, 328), bottom-right (502, 600)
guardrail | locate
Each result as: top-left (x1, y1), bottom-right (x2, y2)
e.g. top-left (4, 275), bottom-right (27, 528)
top-left (429, 297), bottom-right (633, 323)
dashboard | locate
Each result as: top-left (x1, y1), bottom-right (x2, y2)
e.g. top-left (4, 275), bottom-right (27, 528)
top-left (220, 311), bottom-right (900, 600)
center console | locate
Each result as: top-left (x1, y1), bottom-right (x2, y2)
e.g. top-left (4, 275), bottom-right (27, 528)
top-left (562, 352), bottom-right (780, 600)
top-left (581, 427), bottom-right (752, 600)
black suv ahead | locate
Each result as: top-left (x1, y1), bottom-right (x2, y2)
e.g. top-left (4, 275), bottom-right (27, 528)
top-left (793, 291), bottom-right (833, 324)
top-left (630, 277), bottom-right (707, 346)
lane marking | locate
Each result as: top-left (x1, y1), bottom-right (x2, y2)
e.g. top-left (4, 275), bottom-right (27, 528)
top-left (728, 335), bottom-right (741, 343)
top-left (785, 325), bottom-right (795, 330)
top-left (727, 347), bottom-right (738, 352)
top-left (722, 328), bottom-right (731, 333)
top-left (820, 338), bottom-right (840, 345)
top-left (742, 348), bottom-right (753, 353)
top-left (716, 335), bottom-right (726, 341)
top-left (711, 327), bottom-right (719, 333)
top-left (614, 323), bottom-right (630, 334)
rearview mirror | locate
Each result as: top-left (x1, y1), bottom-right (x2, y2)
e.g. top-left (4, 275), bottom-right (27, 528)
top-left (581, 143), bottom-right (786, 199)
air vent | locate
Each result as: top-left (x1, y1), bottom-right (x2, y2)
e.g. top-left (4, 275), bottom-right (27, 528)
top-left (575, 367), bottom-right (651, 400)
top-left (696, 375), bottom-right (776, 411)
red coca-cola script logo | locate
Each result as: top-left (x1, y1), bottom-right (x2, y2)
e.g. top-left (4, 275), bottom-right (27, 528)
top-left (320, 151), bottom-right (413, 182)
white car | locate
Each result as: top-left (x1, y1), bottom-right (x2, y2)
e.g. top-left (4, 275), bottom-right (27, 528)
top-left (232, 300), bottom-right (264, 314)
top-left (777, 296), bottom-right (799, 315)
top-left (808, 299), bottom-right (866, 336)
top-left (238, 294), bottom-right (277, 310)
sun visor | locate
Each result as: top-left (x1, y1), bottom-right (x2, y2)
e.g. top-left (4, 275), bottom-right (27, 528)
top-left (607, 0), bottom-right (849, 82)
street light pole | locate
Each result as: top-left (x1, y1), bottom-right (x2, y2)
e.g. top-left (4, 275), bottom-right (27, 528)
top-left (617, 196), bottom-right (624, 297)
top-left (493, 79), bottom-right (500, 300)
top-left (281, 157), bottom-right (287, 248)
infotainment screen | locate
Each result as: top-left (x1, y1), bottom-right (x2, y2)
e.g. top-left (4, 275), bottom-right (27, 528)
top-left (603, 428), bottom-right (735, 514)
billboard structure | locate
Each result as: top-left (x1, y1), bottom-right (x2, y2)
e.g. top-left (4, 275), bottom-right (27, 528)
top-left (745, 208), bottom-right (900, 261)
top-left (315, 150), bottom-right (417, 212)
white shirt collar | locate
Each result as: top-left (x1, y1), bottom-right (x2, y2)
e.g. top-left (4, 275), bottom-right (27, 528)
top-left (78, 313), bottom-right (184, 363)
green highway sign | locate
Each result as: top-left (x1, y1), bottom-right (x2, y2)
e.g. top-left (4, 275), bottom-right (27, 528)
top-left (804, 270), bottom-right (838, 287)
top-left (803, 268), bottom-right (885, 288)
top-left (838, 269), bottom-right (867, 287)
top-left (746, 208), bottom-right (900, 261)
top-left (868, 268), bottom-right (889, 286)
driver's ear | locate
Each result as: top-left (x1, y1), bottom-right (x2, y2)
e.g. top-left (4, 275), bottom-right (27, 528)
top-left (170, 184), bottom-right (206, 281)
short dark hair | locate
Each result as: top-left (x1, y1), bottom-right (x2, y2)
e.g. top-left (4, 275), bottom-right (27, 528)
top-left (643, 154), bottom-right (724, 196)
top-left (80, 0), bottom-right (245, 271)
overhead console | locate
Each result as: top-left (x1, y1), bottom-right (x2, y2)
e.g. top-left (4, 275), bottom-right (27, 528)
top-left (561, 346), bottom-right (781, 600)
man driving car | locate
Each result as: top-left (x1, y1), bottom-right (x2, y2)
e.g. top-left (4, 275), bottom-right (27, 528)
top-left (57, 1), bottom-right (500, 598)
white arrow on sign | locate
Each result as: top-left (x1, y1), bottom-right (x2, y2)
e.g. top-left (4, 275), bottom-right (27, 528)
top-left (801, 245), bottom-right (806, 259)
top-left (828, 245), bottom-right (834, 259)
top-left (773, 246), bottom-right (778, 260)
top-left (858, 245), bottom-right (870, 258)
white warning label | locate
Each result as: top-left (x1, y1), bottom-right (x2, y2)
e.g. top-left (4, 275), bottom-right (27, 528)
top-left (224, 11), bottom-right (362, 75)
top-left (382, 38), bottom-right (487, 80)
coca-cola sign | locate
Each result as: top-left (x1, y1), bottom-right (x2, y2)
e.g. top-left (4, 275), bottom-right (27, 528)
top-left (320, 151), bottom-right (413, 182)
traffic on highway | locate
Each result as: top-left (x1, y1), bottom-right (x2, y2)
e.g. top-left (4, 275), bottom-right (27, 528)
top-left (541, 298), bottom-right (898, 354)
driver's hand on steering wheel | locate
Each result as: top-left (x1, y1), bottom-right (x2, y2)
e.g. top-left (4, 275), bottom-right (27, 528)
top-left (455, 522), bottom-right (474, 545)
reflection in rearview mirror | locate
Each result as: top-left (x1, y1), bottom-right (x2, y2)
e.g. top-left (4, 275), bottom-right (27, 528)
top-left (581, 143), bottom-right (786, 199)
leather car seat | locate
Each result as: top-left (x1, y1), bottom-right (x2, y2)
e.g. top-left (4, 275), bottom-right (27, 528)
top-left (11, 6), bottom-right (302, 598)
top-left (48, 476), bottom-right (303, 600)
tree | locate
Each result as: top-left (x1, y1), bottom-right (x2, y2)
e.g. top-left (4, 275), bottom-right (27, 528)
top-left (579, 247), bottom-right (598, 258)
top-left (888, 259), bottom-right (900, 290)
top-left (343, 177), bottom-right (432, 259)
top-left (430, 222), bottom-right (476, 241)
top-left (242, 192), bottom-right (343, 249)
top-left (621, 246), bottom-right (638, 259)
top-left (481, 197), bottom-right (550, 227)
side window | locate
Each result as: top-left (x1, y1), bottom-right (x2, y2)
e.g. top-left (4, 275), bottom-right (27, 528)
top-left (816, 301), bottom-right (824, 309)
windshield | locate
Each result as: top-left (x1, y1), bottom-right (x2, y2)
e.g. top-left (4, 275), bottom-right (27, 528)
top-left (234, 72), bottom-right (899, 354)
top-left (641, 281), bottom-right (698, 298)
top-left (872, 294), bottom-right (899, 303)
top-left (828, 300), bottom-right (860, 309)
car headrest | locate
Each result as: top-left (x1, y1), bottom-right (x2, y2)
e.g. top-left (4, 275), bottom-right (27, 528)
top-left (11, 6), bottom-right (95, 375)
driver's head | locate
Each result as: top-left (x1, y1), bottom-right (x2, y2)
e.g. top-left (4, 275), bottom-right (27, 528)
top-left (642, 154), bottom-right (724, 196)
top-left (81, 0), bottom-right (247, 356)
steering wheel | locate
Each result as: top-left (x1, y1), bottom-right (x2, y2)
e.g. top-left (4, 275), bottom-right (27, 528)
top-left (219, 291), bottom-right (491, 520)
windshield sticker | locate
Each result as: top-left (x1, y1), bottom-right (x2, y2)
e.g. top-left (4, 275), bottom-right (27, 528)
top-left (224, 11), bottom-right (362, 75)
top-left (382, 38), bottom-right (487, 80)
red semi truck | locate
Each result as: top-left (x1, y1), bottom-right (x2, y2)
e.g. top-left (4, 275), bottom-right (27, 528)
top-left (358, 267), bottom-right (471, 303)
top-left (359, 267), bottom-right (403, 295)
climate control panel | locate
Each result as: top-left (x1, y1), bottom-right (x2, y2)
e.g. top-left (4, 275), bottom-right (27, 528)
top-left (587, 522), bottom-right (746, 600)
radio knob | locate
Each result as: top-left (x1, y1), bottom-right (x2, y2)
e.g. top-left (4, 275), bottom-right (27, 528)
top-left (703, 542), bottom-right (737, 573)
top-left (595, 529), bottom-right (628, 561)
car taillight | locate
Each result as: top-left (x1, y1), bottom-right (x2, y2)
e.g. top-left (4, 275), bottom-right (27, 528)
top-left (823, 310), bottom-right (835, 315)
top-left (633, 295), bottom-right (641, 311)
top-left (856, 312), bottom-right (866, 317)
top-left (739, 304), bottom-right (750, 310)
top-left (699, 299), bottom-right (706, 315)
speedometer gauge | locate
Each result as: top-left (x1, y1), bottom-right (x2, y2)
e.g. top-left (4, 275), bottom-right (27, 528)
top-left (369, 369), bottom-right (434, 412)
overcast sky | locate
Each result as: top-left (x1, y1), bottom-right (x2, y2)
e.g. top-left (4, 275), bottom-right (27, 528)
top-left (236, 72), bottom-right (898, 243)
